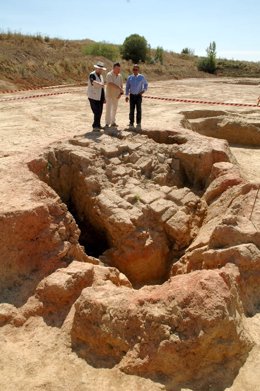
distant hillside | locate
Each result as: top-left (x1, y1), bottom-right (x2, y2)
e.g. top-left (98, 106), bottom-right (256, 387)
top-left (0, 32), bottom-right (260, 90)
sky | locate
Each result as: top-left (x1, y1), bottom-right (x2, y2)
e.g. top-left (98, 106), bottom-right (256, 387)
top-left (0, 0), bottom-right (259, 62)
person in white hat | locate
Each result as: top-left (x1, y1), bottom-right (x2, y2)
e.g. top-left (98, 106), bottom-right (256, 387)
top-left (87, 61), bottom-right (107, 131)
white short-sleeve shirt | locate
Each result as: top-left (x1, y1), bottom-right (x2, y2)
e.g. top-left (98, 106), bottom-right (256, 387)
top-left (106, 71), bottom-right (123, 99)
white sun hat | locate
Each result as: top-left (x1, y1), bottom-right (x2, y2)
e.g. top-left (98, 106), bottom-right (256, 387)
top-left (94, 61), bottom-right (107, 70)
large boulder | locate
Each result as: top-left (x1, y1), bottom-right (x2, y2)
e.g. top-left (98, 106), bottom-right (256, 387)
top-left (71, 265), bottom-right (252, 390)
top-left (35, 260), bottom-right (132, 312)
top-left (0, 261), bottom-right (132, 326)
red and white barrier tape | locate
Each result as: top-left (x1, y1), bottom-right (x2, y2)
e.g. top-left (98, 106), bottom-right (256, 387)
top-left (0, 91), bottom-right (72, 102)
top-left (0, 82), bottom-right (86, 95)
top-left (1, 85), bottom-right (259, 108)
top-left (144, 95), bottom-right (260, 108)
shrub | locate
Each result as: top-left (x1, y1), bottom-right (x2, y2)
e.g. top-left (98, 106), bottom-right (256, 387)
top-left (181, 47), bottom-right (194, 56)
top-left (121, 34), bottom-right (149, 63)
top-left (198, 41), bottom-right (217, 74)
top-left (84, 41), bottom-right (120, 61)
top-left (155, 46), bottom-right (164, 65)
top-left (34, 33), bottom-right (44, 42)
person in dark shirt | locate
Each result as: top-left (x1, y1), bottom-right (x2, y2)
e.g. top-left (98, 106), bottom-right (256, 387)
top-left (87, 61), bottom-right (106, 131)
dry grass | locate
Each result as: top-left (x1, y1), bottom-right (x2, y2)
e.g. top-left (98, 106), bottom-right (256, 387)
top-left (0, 32), bottom-right (100, 89)
top-left (0, 32), bottom-right (259, 90)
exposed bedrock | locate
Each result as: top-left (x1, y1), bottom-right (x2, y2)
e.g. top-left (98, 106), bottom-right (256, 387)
top-left (28, 128), bottom-right (234, 285)
top-left (0, 162), bottom-right (89, 301)
top-left (28, 128), bottom-right (259, 302)
top-left (71, 265), bottom-right (253, 390)
top-left (0, 260), bottom-right (132, 327)
top-left (0, 125), bottom-right (259, 390)
top-left (172, 161), bottom-right (260, 315)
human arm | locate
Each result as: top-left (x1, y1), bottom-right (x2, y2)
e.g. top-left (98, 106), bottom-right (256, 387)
top-left (125, 77), bottom-right (130, 102)
top-left (107, 82), bottom-right (124, 98)
top-left (140, 77), bottom-right (148, 94)
top-left (107, 82), bottom-right (123, 90)
top-left (118, 76), bottom-right (124, 98)
top-left (89, 73), bottom-right (104, 88)
top-left (106, 73), bottom-right (123, 98)
top-left (93, 80), bottom-right (104, 88)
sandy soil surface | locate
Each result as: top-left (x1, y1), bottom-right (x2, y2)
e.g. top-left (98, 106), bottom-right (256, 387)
top-left (0, 78), bottom-right (259, 391)
top-left (1, 77), bottom-right (260, 181)
top-left (0, 316), bottom-right (165, 391)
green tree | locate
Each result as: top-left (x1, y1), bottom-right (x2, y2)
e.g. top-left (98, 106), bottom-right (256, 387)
top-left (121, 34), bottom-right (148, 63)
top-left (198, 41), bottom-right (217, 74)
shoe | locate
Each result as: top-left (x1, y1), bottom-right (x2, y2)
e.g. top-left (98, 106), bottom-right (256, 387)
top-left (92, 127), bottom-right (101, 132)
top-left (103, 124), bottom-right (110, 129)
top-left (136, 123), bottom-right (142, 131)
top-left (111, 123), bottom-right (118, 127)
top-left (128, 123), bottom-right (134, 130)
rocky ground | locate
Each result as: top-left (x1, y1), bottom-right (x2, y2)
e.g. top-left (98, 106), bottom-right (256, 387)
top-left (0, 78), bottom-right (259, 391)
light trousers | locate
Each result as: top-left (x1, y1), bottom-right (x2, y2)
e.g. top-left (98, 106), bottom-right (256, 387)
top-left (105, 97), bottom-right (119, 125)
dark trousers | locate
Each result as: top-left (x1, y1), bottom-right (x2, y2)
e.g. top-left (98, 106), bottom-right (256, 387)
top-left (129, 94), bottom-right (142, 125)
top-left (89, 98), bottom-right (104, 128)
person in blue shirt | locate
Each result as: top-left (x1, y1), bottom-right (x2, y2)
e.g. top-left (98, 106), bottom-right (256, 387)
top-left (125, 64), bottom-right (148, 130)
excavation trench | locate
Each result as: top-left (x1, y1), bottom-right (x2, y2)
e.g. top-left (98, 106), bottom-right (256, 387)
top-left (25, 136), bottom-right (256, 391)
top-left (29, 131), bottom-right (221, 286)
top-left (32, 150), bottom-right (178, 287)
top-left (67, 200), bottom-right (110, 258)
top-left (181, 109), bottom-right (260, 146)
top-left (28, 126), bottom-right (244, 287)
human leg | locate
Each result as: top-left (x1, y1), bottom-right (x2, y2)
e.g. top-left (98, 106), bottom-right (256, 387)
top-left (89, 98), bottom-right (102, 129)
top-left (136, 95), bottom-right (142, 125)
top-left (111, 98), bottom-right (119, 125)
top-left (105, 98), bottom-right (112, 126)
top-left (98, 100), bottom-right (104, 128)
top-left (129, 94), bottom-right (135, 125)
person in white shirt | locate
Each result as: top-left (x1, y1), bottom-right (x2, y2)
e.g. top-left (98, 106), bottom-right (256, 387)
top-left (105, 62), bottom-right (124, 128)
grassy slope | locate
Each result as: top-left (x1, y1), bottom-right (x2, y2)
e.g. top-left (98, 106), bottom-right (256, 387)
top-left (0, 33), bottom-right (259, 90)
